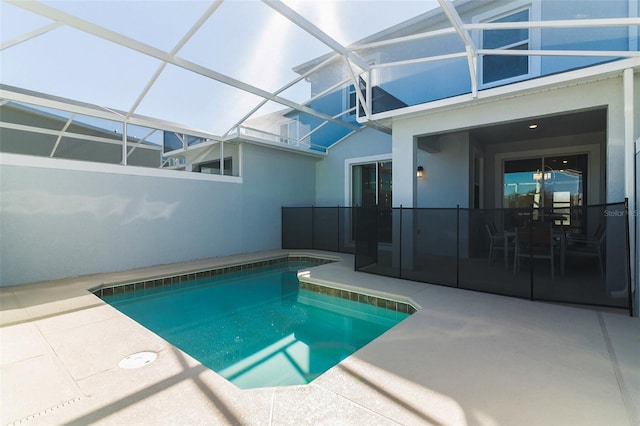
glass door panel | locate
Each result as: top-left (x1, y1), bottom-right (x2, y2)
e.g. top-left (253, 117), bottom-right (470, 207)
top-left (352, 163), bottom-right (377, 207)
top-left (378, 161), bottom-right (392, 243)
top-left (504, 154), bottom-right (587, 228)
top-left (351, 161), bottom-right (393, 243)
top-left (504, 158), bottom-right (542, 209)
top-left (543, 154), bottom-right (587, 228)
top-left (378, 161), bottom-right (392, 208)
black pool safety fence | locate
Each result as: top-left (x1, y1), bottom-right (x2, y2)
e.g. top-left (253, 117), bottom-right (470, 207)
top-left (282, 201), bottom-right (634, 316)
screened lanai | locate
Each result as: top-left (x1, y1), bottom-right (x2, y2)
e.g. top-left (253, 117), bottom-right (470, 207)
top-left (1, 0), bottom-right (638, 169)
top-left (1, 3), bottom-right (640, 424)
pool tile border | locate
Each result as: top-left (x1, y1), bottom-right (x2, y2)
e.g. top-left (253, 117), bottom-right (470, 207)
top-left (93, 255), bottom-right (416, 315)
top-left (298, 281), bottom-right (416, 315)
top-left (92, 256), bottom-right (332, 298)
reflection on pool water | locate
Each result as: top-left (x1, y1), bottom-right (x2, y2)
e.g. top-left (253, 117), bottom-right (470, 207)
top-left (102, 261), bottom-right (411, 389)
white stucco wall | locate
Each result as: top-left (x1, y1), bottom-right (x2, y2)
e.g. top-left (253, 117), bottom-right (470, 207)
top-left (0, 144), bottom-right (316, 287)
top-left (241, 143), bottom-right (317, 251)
top-left (416, 132), bottom-right (470, 208)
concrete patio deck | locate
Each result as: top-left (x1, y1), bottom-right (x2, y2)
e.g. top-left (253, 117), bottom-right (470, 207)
top-left (1, 250), bottom-right (638, 425)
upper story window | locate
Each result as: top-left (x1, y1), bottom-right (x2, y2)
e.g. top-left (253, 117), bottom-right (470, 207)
top-left (193, 157), bottom-right (232, 175)
top-left (347, 85), bottom-right (357, 116)
top-left (475, 2), bottom-right (540, 88)
top-left (343, 82), bottom-right (363, 120)
top-left (343, 56), bottom-right (377, 120)
top-left (482, 8), bottom-right (529, 85)
top-left (279, 120), bottom-right (299, 144)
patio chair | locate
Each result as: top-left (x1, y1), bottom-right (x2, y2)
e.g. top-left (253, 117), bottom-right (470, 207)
top-left (565, 224), bottom-right (605, 276)
top-left (486, 223), bottom-right (508, 265)
top-left (513, 223), bottom-right (555, 279)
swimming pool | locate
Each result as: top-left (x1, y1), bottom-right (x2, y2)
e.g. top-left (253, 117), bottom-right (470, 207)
top-left (99, 259), bottom-right (412, 389)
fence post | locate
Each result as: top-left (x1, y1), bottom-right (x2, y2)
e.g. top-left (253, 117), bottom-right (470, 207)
top-left (353, 205), bottom-right (357, 271)
top-left (311, 205), bottom-right (315, 250)
top-left (399, 205), bottom-right (403, 279)
top-left (456, 205), bottom-right (460, 288)
top-left (336, 205), bottom-right (340, 253)
top-left (530, 207), bottom-right (534, 301)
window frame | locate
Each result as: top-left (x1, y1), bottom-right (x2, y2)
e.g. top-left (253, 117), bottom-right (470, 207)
top-left (278, 119), bottom-right (299, 144)
top-left (346, 85), bottom-right (357, 117)
top-left (342, 55), bottom-right (379, 121)
top-left (344, 154), bottom-right (392, 207)
top-left (193, 156), bottom-right (232, 175)
top-left (502, 154), bottom-right (589, 227)
top-left (473, 1), bottom-right (541, 89)
top-left (496, 142), bottom-right (602, 212)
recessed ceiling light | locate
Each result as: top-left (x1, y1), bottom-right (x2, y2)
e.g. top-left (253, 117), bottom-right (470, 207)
top-left (562, 160), bottom-right (568, 164)
top-left (528, 124), bottom-right (538, 129)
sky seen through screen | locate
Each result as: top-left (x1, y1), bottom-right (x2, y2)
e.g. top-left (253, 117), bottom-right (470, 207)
top-left (0, 0), bottom-right (440, 135)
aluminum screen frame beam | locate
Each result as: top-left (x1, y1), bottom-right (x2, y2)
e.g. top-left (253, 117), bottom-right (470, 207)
top-left (49, 113), bottom-right (75, 158)
top-left (5, 0), bottom-right (359, 133)
top-left (0, 84), bottom-right (220, 141)
top-left (477, 49), bottom-right (640, 58)
top-left (0, 22), bottom-right (63, 51)
top-left (222, 53), bottom-right (344, 139)
top-left (438, 0), bottom-right (478, 98)
top-left (350, 18), bottom-right (639, 54)
top-left (126, 0), bottom-right (224, 119)
top-left (262, 0), bottom-right (371, 73)
top-left (466, 17), bottom-right (640, 30)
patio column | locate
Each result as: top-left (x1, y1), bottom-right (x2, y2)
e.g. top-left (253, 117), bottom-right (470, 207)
top-left (392, 130), bottom-right (417, 271)
top-left (392, 131), bottom-right (416, 208)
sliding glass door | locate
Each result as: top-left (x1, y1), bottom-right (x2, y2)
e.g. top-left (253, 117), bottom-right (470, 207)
top-left (503, 154), bottom-right (587, 226)
top-left (352, 161), bottom-right (392, 242)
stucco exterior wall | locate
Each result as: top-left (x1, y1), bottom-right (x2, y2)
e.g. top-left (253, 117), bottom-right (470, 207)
top-left (241, 143), bottom-right (317, 251)
top-left (416, 132), bottom-right (470, 208)
top-left (0, 144), bottom-right (316, 287)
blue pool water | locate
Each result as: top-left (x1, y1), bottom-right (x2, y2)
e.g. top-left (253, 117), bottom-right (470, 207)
top-left (102, 262), bottom-right (410, 389)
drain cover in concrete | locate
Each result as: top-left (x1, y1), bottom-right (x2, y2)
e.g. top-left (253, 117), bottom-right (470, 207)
top-left (118, 351), bottom-right (157, 369)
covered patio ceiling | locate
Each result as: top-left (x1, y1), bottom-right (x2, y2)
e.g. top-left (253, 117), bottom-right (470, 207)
top-left (1, 0), bottom-right (638, 148)
top-left (470, 109), bottom-right (607, 145)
